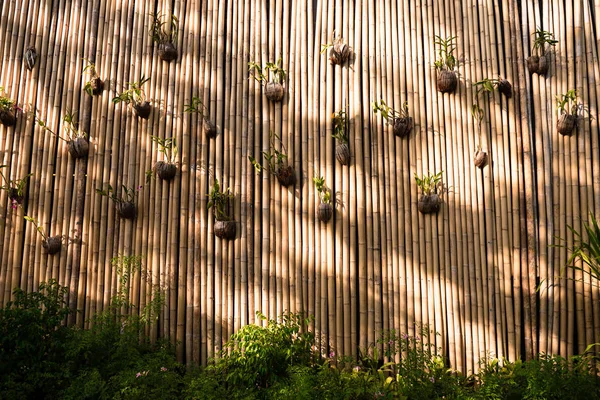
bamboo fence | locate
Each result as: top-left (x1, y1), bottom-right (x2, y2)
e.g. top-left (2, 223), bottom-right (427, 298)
top-left (0, 0), bottom-right (599, 373)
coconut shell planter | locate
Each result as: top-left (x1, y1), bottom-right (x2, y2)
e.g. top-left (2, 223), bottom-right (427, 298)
top-left (204, 118), bottom-right (218, 138)
top-left (557, 113), bottom-right (577, 136)
top-left (117, 201), bottom-right (136, 220)
top-left (264, 82), bottom-right (284, 102)
top-left (89, 77), bottom-right (104, 95)
top-left (276, 165), bottom-right (296, 187)
top-left (42, 236), bottom-right (62, 255)
top-left (474, 150), bottom-right (488, 169)
top-left (527, 55), bottom-right (549, 75)
top-left (417, 194), bottom-right (442, 215)
top-left (0, 110), bottom-right (16, 127)
top-left (329, 42), bottom-right (352, 65)
top-left (67, 137), bottom-right (89, 159)
top-left (154, 161), bottom-right (177, 181)
top-left (317, 202), bottom-right (333, 223)
top-left (497, 79), bottom-right (513, 98)
top-left (158, 42), bottom-right (178, 62)
top-left (133, 102), bottom-right (152, 119)
top-left (214, 220), bottom-right (236, 240)
top-left (437, 70), bottom-right (457, 93)
top-left (335, 143), bottom-right (351, 165)
top-left (393, 117), bottom-right (413, 138)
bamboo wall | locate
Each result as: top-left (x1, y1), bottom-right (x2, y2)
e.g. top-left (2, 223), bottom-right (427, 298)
top-left (1, 0), bottom-right (599, 372)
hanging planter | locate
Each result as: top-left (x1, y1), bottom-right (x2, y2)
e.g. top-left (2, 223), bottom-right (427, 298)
top-left (248, 131), bottom-right (296, 187)
top-left (113, 75), bottom-right (152, 119)
top-left (527, 28), bottom-right (558, 76)
top-left (248, 58), bottom-right (287, 103)
top-left (321, 33), bottom-right (353, 66)
top-left (415, 171), bottom-right (443, 215)
top-left (117, 201), bottom-right (136, 219)
top-left (150, 12), bottom-right (179, 62)
top-left (96, 184), bottom-right (140, 220)
top-left (0, 87), bottom-right (17, 127)
top-left (313, 175), bottom-right (333, 223)
top-left (471, 103), bottom-right (489, 170)
top-left (25, 46), bottom-right (37, 71)
top-left (473, 149), bottom-right (488, 169)
top-left (83, 59), bottom-right (104, 96)
top-left (474, 77), bottom-right (513, 99)
top-left (184, 96), bottom-right (218, 139)
top-left (24, 216), bottom-right (62, 255)
top-left (0, 166), bottom-right (31, 208)
top-left (372, 99), bottom-right (413, 139)
top-left (332, 109), bottom-right (351, 165)
top-left (67, 137), bottom-right (90, 159)
top-left (555, 89), bottom-right (590, 136)
top-left (37, 110), bottom-right (89, 159)
top-left (148, 136), bottom-right (178, 182)
top-left (434, 35), bottom-right (458, 93)
top-left (207, 178), bottom-right (236, 240)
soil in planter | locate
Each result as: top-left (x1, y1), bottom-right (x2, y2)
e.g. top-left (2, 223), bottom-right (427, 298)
top-left (133, 102), bottom-right (152, 119)
top-left (335, 143), bottom-right (351, 165)
top-left (417, 194), bottom-right (441, 215)
top-left (90, 77), bottom-right (104, 95)
top-left (264, 82), bottom-right (284, 102)
top-left (474, 150), bottom-right (488, 169)
top-left (329, 43), bottom-right (352, 65)
top-left (527, 55), bottom-right (549, 75)
top-left (437, 70), bottom-right (457, 93)
top-left (497, 79), bottom-right (513, 98)
top-left (158, 42), bottom-right (178, 62)
top-left (155, 161), bottom-right (177, 181)
top-left (0, 110), bottom-right (16, 127)
top-left (557, 113), bottom-right (577, 136)
top-left (42, 236), bottom-right (61, 255)
top-left (393, 117), bottom-right (413, 138)
top-left (203, 118), bottom-right (218, 138)
top-left (117, 202), bottom-right (136, 220)
top-left (276, 165), bottom-right (296, 187)
top-left (214, 220), bottom-right (236, 240)
top-left (68, 137), bottom-right (89, 159)
top-left (317, 202), bottom-right (333, 223)
top-left (8, 188), bottom-right (24, 205)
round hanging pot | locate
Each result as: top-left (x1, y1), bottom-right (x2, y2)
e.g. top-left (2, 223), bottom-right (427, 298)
top-left (154, 161), bottom-right (177, 181)
top-left (0, 110), bottom-right (16, 127)
top-left (264, 82), bottom-right (284, 102)
top-left (67, 137), bottom-right (89, 159)
top-left (203, 118), bottom-right (218, 138)
top-left (317, 202), bottom-right (333, 223)
top-left (417, 194), bottom-right (441, 215)
top-left (214, 220), bottom-right (236, 240)
top-left (497, 79), bottom-right (513, 98)
top-left (527, 56), bottom-right (539, 74)
top-left (436, 70), bottom-right (457, 93)
top-left (42, 236), bottom-right (62, 255)
top-left (133, 102), bottom-right (151, 119)
top-left (117, 201), bottom-right (136, 220)
top-left (537, 55), bottom-right (549, 75)
top-left (158, 42), bottom-right (178, 62)
top-left (276, 165), bottom-right (296, 187)
top-left (329, 43), bottom-right (352, 65)
top-left (473, 149), bottom-right (488, 169)
top-left (90, 77), bottom-right (104, 95)
top-left (335, 143), bottom-right (351, 165)
top-left (557, 113), bottom-right (577, 136)
top-left (393, 117), bottom-right (413, 138)
top-left (8, 188), bottom-right (24, 205)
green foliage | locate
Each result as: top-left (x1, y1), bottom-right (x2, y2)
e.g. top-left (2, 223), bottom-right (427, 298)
top-left (331, 109), bottom-right (349, 143)
top-left (313, 175), bottom-right (331, 204)
top-left (566, 212), bottom-right (600, 282)
top-left (0, 86), bottom-right (15, 113)
top-left (82, 58), bottom-right (100, 96)
top-left (532, 27), bottom-right (558, 55)
top-left (247, 131), bottom-right (289, 176)
top-left (151, 136), bottom-right (178, 164)
top-left (372, 99), bottom-right (409, 125)
top-left (149, 12), bottom-right (179, 44)
top-left (473, 78), bottom-right (502, 96)
top-left (184, 96), bottom-right (208, 116)
top-left (206, 178), bottom-right (234, 221)
top-left (248, 57), bottom-right (287, 85)
top-left (113, 75), bottom-right (150, 106)
top-left (35, 111), bottom-right (85, 143)
top-left (24, 215), bottom-right (49, 240)
top-left (0, 165), bottom-right (32, 199)
top-left (414, 171), bottom-right (443, 195)
top-left (96, 184), bottom-right (141, 204)
top-left (556, 89), bottom-right (591, 118)
top-left (433, 35), bottom-right (457, 71)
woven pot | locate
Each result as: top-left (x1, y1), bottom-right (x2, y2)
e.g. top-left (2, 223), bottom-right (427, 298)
top-left (133, 102), bottom-right (151, 119)
top-left (436, 70), bottom-right (457, 93)
top-left (417, 194), bottom-right (441, 215)
top-left (214, 220), bottom-right (236, 240)
top-left (158, 42), bottom-right (178, 62)
top-left (67, 137), bottom-right (89, 159)
top-left (474, 150), bottom-right (488, 169)
top-left (497, 79), bottom-right (513, 98)
top-left (335, 143), bottom-right (351, 165)
top-left (42, 236), bottom-right (61, 255)
top-left (117, 201), bottom-right (136, 220)
top-left (329, 43), bottom-right (352, 65)
top-left (203, 118), bottom-right (218, 138)
top-left (393, 117), bottom-right (413, 138)
top-left (0, 110), bottom-right (16, 127)
top-left (155, 161), bottom-right (177, 181)
top-left (276, 165), bottom-right (296, 187)
top-left (557, 113), bottom-right (577, 136)
top-left (89, 77), bottom-right (104, 95)
top-left (8, 188), bottom-right (24, 205)
top-left (317, 202), bottom-right (333, 223)
top-left (264, 82), bottom-right (284, 102)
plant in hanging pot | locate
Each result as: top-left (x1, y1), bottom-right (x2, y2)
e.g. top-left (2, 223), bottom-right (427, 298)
top-left (248, 131), bottom-right (296, 187)
top-left (184, 96), bottom-right (218, 138)
top-left (433, 35), bottom-right (458, 93)
top-left (82, 58), bottom-right (104, 96)
top-left (207, 178), bottom-right (236, 240)
top-left (320, 33), bottom-right (353, 65)
top-left (96, 184), bottom-right (140, 220)
top-left (473, 77), bottom-right (513, 99)
top-left (471, 103), bottom-right (488, 169)
top-left (313, 175), bottom-right (333, 223)
top-left (331, 109), bottom-right (351, 165)
top-left (555, 89), bottom-right (591, 136)
top-left (113, 75), bottom-right (152, 119)
top-left (0, 165), bottom-right (31, 209)
top-left (415, 170), bottom-right (443, 215)
top-left (248, 57), bottom-right (287, 102)
top-left (372, 99), bottom-right (413, 138)
top-left (147, 136), bottom-right (178, 181)
top-left (149, 12), bottom-right (179, 62)
top-left (0, 86), bottom-right (18, 127)
top-left (527, 28), bottom-right (558, 75)
top-left (24, 216), bottom-right (62, 255)
top-left (37, 111), bottom-right (89, 159)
